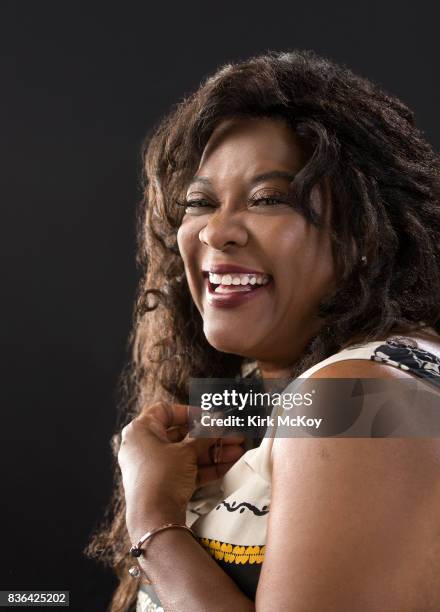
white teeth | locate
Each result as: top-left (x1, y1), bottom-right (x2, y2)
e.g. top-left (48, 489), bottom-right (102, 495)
top-left (208, 271), bottom-right (270, 287)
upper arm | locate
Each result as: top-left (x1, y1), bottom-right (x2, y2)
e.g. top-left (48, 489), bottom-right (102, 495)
top-left (255, 360), bottom-right (440, 611)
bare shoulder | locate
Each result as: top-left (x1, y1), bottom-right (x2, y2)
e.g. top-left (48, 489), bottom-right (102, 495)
top-left (260, 342), bottom-right (440, 609)
top-left (267, 429), bottom-right (440, 610)
top-left (302, 351), bottom-right (440, 475)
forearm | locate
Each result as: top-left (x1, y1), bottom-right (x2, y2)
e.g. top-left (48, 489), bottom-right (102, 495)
top-left (131, 510), bottom-right (255, 612)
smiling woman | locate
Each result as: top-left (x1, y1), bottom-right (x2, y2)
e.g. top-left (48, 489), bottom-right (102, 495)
top-left (85, 49), bottom-right (440, 612)
top-left (176, 115), bottom-right (336, 370)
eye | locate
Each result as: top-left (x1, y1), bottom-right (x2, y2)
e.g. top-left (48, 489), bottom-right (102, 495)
top-left (248, 191), bottom-right (294, 208)
top-left (176, 199), bottom-right (215, 213)
top-left (249, 197), bottom-right (286, 207)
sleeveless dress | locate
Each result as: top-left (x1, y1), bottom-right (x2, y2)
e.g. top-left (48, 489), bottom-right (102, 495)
top-left (136, 337), bottom-right (440, 611)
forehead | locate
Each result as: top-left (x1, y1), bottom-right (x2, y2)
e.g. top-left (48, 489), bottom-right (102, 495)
top-left (195, 116), bottom-right (308, 182)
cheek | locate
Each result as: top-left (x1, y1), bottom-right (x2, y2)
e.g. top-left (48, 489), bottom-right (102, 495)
top-left (269, 217), bottom-right (308, 266)
top-left (273, 219), bottom-right (335, 291)
top-left (177, 222), bottom-right (199, 263)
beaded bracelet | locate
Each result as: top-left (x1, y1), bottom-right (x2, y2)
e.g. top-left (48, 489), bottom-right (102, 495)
top-left (128, 523), bottom-right (197, 583)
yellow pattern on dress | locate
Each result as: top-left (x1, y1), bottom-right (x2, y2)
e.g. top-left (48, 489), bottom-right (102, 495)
top-left (199, 537), bottom-right (265, 564)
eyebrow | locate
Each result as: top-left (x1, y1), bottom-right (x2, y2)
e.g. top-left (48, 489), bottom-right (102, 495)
top-left (188, 170), bottom-right (296, 188)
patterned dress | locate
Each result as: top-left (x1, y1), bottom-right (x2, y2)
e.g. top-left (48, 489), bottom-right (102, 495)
top-left (136, 336), bottom-right (440, 611)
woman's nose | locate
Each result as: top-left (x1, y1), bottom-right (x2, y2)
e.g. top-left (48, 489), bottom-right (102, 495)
top-left (199, 209), bottom-right (248, 250)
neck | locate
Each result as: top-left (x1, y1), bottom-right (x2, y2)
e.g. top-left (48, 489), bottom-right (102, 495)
top-left (257, 361), bottom-right (295, 381)
top-left (255, 331), bottom-right (319, 383)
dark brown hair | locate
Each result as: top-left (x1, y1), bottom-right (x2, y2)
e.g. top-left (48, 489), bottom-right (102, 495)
top-left (85, 49), bottom-right (440, 611)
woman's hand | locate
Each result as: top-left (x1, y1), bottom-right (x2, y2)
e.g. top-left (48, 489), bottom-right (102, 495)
top-left (117, 401), bottom-right (245, 542)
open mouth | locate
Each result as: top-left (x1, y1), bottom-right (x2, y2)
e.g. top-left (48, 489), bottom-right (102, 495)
top-left (202, 271), bottom-right (273, 294)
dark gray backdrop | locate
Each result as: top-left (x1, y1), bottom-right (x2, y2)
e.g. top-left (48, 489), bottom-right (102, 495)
top-left (1, 1), bottom-right (439, 610)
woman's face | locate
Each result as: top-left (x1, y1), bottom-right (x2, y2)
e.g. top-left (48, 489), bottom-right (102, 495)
top-left (177, 116), bottom-right (337, 368)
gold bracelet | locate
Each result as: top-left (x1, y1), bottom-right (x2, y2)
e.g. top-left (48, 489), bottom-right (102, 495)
top-left (128, 522), bottom-right (197, 583)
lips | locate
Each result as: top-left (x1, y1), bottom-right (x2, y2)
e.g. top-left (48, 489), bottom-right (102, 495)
top-left (200, 262), bottom-right (273, 309)
top-left (203, 275), bottom-right (273, 309)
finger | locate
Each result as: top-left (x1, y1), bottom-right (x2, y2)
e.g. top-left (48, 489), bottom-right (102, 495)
top-left (146, 419), bottom-right (170, 442)
top-left (196, 434), bottom-right (245, 465)
top-left (119, 417), bottom-right (169, 446)
top-left (182, 434), bottom-right (219, 459)
top-left (197, 462), bottom-right (238, 487)
top-left (138, 402), bottom-right (191, 430)
top-left (166, 424), bottom-right (189, 443)
top-left (197, 443), bottom-right (245, 467)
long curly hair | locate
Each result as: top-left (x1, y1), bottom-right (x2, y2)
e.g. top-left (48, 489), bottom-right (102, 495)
top-left (85, 49), bottom-right (440, 611)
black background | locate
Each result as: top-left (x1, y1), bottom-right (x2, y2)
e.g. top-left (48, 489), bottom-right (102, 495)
top-left (1, 2), bottom-right (439, 610)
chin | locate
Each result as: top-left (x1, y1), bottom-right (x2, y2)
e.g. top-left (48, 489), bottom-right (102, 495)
top-left (203, 325), bottom-right (253, 357)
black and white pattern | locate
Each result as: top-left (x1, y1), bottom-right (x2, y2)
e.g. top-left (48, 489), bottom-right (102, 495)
top-left (371, 338), bottom-right (440, 387)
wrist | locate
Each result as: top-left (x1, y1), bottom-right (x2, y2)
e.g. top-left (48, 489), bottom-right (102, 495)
top-left (127, 504), bottom-right (187, 544)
